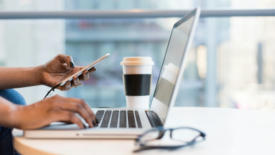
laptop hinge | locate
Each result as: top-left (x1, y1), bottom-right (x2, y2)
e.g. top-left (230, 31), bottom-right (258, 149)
top-left (145, 110), bottom-right (163, 127)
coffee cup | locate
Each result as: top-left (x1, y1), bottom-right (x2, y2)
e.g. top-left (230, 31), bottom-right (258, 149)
top-left (121, 57), bottom-right (154, 108)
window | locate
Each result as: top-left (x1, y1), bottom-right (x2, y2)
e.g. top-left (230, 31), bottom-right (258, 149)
top-left (1, 0), bottom-right (275, 111)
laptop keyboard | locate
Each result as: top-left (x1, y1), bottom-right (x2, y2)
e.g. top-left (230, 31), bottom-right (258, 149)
top-left (135, 111), bottom-right (142, 128)
top-left (95, 110), bottom-right (104, 123)
top-left (119, 111), bottom-right (126, 128)
top-left (100, 110), bottom-right (111, 128)
top-left (128, 111), bottom-right (136, 128)
top-left (95, 110), bottom-right (142, 128)
top-left (110, 110), bottom-right (119, 128)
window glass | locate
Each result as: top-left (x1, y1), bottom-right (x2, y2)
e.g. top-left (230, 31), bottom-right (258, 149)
top-left (1, 0), bottom-right (275, 111)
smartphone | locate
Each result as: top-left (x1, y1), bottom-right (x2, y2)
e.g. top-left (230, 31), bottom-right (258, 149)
top-left (59, 53), bottom-right (110, 86)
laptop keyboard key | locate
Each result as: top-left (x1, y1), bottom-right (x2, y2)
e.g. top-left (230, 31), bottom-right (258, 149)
top-left (135, 111), bottom-right (142, 128)
top-left (100, 110), bottom-right (111, 128)
top-left (110, 110), bottom-right (119, 128)
top-left (128, 110), bottom-right (136, 128)
top-left (95, 110), bottom-right (105, 123)
top-left (119, 111), bottom-right (126, 128)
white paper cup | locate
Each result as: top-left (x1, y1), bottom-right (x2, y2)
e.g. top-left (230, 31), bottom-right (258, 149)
top-left (121, 57), bottom-right (154, 108)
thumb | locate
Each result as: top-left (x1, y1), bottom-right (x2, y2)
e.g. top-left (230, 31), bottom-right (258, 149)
top-left (56, 54), bottom-right (75, 68)
top-left (67, 56), bottom-right (75, 68)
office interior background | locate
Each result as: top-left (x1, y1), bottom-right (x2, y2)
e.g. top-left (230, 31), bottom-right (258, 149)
top-left (0, 0), bottom-right (275, 111)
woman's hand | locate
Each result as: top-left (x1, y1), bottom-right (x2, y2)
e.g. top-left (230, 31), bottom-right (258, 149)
top-left (6, 95), bottom-right (97, 129)
top-left (39, 54), bottom-right (96, 91)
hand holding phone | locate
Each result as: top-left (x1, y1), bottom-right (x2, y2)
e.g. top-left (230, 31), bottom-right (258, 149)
top-left (44, 53), bottom-right (110, 99)
top-left (59, 53), bottom-right (110, 86)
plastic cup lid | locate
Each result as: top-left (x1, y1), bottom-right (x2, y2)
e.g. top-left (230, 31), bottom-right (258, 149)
top-left (120, 57), bottom-right (154, 65)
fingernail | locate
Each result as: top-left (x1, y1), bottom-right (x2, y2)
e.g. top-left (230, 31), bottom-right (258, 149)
top-left (76, 78), bottom-right (79, 84)
top-left (69, 62), bottom-right (75, 68)
top-left (69, 56), bottom-right (75, 68)
top-left (66, 83), bottom-right (71, 90)
top-left (93, 121), bottom-right (98, 126)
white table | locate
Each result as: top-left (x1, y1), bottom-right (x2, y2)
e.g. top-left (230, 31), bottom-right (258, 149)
top-left (13, 107), bottom-right (275, 155)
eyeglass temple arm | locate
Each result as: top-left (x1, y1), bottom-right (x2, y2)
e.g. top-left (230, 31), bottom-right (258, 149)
top-left (134, 145), bottom-right (186, 153)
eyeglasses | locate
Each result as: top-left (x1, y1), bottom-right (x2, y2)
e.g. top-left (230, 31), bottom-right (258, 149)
top-left (134, 126), bottom-right (206, 152)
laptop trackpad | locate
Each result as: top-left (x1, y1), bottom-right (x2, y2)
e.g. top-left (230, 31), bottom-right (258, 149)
top-left (39, 122), bottom-right (82, 130)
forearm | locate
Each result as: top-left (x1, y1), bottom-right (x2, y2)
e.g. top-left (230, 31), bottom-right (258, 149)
top-left (0, 66), bottom-right (42, 89)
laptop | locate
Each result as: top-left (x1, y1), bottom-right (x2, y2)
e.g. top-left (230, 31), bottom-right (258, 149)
top-left (24, 7), bottom-right (201, 139)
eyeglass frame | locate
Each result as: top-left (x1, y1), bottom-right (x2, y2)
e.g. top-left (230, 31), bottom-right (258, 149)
top-left (134, 126), bottom-right (206, 152)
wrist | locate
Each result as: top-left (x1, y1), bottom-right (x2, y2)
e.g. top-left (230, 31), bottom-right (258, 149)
top-left (10, 105), bottom-right (33, 129)
top-left (9, 105), bottom-right (23, 129)
top-left (34, 65), bottom-right (44, 85)
top-left (0, 97), bottom-right (23, 128)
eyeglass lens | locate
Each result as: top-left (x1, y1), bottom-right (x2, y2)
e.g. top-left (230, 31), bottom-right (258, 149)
top-left (139, 129), bottom-right (160, 143)
top-left (139, 128), bottom-right (203, 146)
top-left (171, 128), bottom-right (203, 142)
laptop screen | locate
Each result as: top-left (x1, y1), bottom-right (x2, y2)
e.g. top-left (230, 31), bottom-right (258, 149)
top-left (150, 9), bottom-right (198, 124)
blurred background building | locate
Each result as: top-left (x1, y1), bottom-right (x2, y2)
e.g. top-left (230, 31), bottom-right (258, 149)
top-left (1, 0), bottom-right (275, 111)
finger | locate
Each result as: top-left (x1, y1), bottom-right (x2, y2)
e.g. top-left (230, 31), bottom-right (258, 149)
top-left (79, 70), bottom-right (89, 81)
top-left (56, 54), bottom-right (75, 68)
top-left (69, 98), bottom-right (96, 126)
top-left (88, 67), bottom-right (96, 73)
top-left (60, 99), bottom-right (94, 127)
top-left (78, 99), bottom-right (97, 125)
top-left (57, 111), bottom-right (84, 129)
top-left (61, 81), bottom-right (72, 91)
top-left (77, 82), bottom-right (83, 87)
top-left (72, 76), bottom-right (80, 87)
